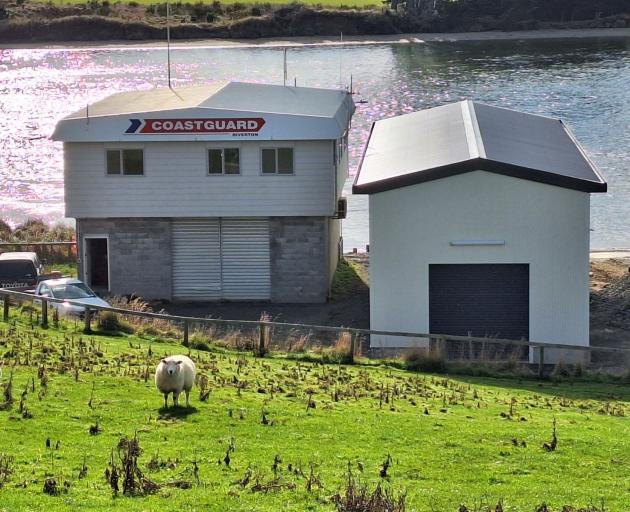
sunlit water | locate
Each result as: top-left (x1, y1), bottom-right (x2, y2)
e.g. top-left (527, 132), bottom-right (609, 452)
top-left (1, 38), bottom-right (629, 250)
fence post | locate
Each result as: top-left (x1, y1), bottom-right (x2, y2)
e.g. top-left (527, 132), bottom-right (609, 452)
top-left (3, 296), bottom-right (9, 322)
top-left (349, 332), bottom-right (356, 364)
top-left (183, 320), bottom-right (189, 346)
top-left (538, 346), bottom-right (545, 378)
top-left (83, 307), bottom-right (92, 333)
top-left (258, 322), bottom-right (266, 357)
top-left (41, 299), bottom-right (48, 328)
top-left (468, 339), bottom-right (473, 360)
top-left (441, 336), bottom-right (448, 359)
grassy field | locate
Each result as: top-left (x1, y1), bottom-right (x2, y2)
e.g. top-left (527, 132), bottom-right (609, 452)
top-left (0, 311), bottom-right (628, 511)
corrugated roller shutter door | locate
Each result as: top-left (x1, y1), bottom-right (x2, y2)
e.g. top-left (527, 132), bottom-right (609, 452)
top-left (172, 219), bottom-right (222, 300)
top-left (221, 218), bottom-right (271, 300)
top-left (429, 264), bottom-right (529, 340)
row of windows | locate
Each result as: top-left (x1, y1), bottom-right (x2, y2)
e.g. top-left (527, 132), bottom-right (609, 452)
top-left (105, 148), bottom-right (295, 176)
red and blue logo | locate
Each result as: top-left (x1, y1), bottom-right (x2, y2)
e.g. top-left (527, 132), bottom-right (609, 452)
top-left (125, 118), bottom-right (265, 134)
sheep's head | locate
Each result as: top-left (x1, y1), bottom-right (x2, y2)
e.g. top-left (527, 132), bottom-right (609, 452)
top-left (162, 359), bottom-right (182, 376)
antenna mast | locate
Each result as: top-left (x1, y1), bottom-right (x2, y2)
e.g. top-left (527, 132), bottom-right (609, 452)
top-left (339, 32), bottom-right (343, 89)
top-left (283, 48), bottom-right (288, 86)
top-left (167, 0), bottom-right (172, 89)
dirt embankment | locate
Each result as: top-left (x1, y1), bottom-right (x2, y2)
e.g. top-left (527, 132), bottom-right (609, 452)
top-left (590, 259), bottom-right (630, 349)
top-left (0, 1), bottom-right (628, 44)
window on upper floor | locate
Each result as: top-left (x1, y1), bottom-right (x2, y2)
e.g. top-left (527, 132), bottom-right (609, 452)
top-left (261, 147), bottom-right (294, 175)
top-left (106, 149), bottom-right (144, 175)
top-left (208, 148), bottom-right (240, 175)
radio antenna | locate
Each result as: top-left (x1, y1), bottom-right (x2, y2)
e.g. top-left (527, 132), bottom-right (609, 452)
top-left (167, 0), bottom-right (173, 89)
top-left (283, 48), bottom-right (288, 86)
top-left (339, 32), bottom-right (343, 88)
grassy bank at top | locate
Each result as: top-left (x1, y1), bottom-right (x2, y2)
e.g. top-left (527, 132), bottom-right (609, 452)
top-left (1, 0), bottom-right (627, 44)
top-left (49, 0), bottom-right (380, 6)
top-left (0, 309), bottom-right (628, 511)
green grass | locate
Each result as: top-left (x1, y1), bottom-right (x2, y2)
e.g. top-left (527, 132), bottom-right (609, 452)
top-left (330, 257), bottom-right (368, 302)
top-left (0, 313), bottom-right (628, 511)
top-left (43, 263), bottom-right (77, 278)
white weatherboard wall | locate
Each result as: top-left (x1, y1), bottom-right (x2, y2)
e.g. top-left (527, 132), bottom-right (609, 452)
top-left (369, 171), bottom-right (590, 358)
top-left (64, 140), bottom-right (335, 218)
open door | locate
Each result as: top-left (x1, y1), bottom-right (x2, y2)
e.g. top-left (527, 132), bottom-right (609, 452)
top-left (84, 237), bottom-right (109, 290)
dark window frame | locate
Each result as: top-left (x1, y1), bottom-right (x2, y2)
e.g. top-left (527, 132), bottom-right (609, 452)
top-left (105, 148), bottom-right (144, 176)
top-left (208, 147), bottom-right (241, 175)
top-left (261, 147), bottom-right (294, 175)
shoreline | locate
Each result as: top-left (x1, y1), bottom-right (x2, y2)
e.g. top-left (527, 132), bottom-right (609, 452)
top-left (3, 27), bottom-right (629, 50)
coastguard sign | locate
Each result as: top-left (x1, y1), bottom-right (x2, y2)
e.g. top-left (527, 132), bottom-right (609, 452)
top-left (126, 118), bottom-right (265, 135)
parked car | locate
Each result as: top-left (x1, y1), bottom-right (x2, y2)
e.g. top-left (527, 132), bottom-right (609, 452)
top-left (34, 278), bottom-right (110, 317)
top-left (0, 252), bottom-right (44, 290)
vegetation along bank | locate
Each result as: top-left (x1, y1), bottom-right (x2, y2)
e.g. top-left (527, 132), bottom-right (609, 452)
top-left (0, 0), bottom-right (628, 44)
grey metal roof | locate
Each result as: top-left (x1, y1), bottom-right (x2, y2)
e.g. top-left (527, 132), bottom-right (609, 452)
top-left (62, 81), bottom-right (350, 120)
top-left (353, 101), bottom-right (607, 194)
top-left (53, 81), bottom-right (355, 142)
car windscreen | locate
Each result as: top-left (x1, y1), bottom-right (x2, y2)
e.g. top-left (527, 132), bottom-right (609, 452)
top-left (50, 283), bottom-right (95, 299)
top-left (0, 261), bottom-right (36, 280)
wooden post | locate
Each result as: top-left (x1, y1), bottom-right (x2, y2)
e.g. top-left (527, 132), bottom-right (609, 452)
top-left (3, 297), bottom-right (9, 323)
top-left (83, 307), bottom-right (92, 333)
top-left (468, 339), bottom-right (473, 360)
top-left (538, 346), bottom-right (545, 378)
top-left (258, 322), bottom-right (266, 357)
top-left (183, 320), bottom-right (189, 346)
top-left (349, 332), bottom-right (356, 364)
top-left (438, 336), bottom-right (447, 359)
top-left (41, 299), bottom-right (48, 328)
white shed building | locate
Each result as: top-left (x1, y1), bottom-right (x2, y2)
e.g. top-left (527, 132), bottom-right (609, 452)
top-left (53, 82), bottom-right (355, 302)
top-left (353, 101), bottom-right (607, 361)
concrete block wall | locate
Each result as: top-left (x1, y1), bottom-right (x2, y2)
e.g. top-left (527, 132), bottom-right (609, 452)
top-left (270, 216), bottom-right (330, 303)
top-left (77, 218), bottom-right (172, 300)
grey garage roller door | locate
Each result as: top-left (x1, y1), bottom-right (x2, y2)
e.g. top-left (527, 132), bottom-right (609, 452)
top-left (172, 219), bottom-right (222, 300)
top-left (429, 264), bottom-right (529, 340)
top-left (221, 218), bottom-right (270, 300)
top-left (172, 218), bottom-right (270, 301)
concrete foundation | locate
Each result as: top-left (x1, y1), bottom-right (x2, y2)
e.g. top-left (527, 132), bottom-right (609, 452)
top-left (77, 218), bottom-right (172, 300)
top-left (77, 216), bottom-right (336, 303)
top-left (270, 216), bottom-right (330, 303)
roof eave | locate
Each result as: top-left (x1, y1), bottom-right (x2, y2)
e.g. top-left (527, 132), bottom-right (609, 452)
top-left (353, 158), bottom-right (607, 195)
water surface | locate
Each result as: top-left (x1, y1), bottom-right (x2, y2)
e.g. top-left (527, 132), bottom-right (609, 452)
top-left (1, 37), bottom-right (628, 249)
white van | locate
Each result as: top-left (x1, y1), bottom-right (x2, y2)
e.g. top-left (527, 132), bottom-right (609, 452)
top-left (0, 252), bottom-right (45, 290)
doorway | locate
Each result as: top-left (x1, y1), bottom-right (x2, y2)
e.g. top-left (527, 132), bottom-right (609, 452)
top-left (85, 237), bottom-right (109, 290)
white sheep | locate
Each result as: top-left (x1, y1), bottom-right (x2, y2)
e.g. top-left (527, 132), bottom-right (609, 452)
top-left (155, 355), bottom-right (196, 408)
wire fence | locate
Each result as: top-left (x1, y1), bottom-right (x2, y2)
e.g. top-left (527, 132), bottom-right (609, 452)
top-left (0, 288), bottom-right (628, 377)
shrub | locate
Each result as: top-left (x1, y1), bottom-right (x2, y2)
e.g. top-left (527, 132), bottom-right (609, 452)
top-left (12, 218), bottom-right (47, 241)
top-left (0, 220), bottom-right (11, 241)
top-left (332, 466), bottom-right (406, 512)
top-left (97, 311), bottom-right (134, 334)
top-left (190, 341), bottom-right (211, 352)
top-left (404, 349), bottom-right (446, 373)
top-left (324, 331), bottom-right (355, 364)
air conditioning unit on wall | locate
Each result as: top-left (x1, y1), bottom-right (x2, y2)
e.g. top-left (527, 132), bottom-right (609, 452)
top-left (335, 197), bottom-right (347, 219)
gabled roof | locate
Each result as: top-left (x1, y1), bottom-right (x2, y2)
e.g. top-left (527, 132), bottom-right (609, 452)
top-left (52, 81), bottom-right (355, 142)
top-left (353, 101), bottom-right (607, 194)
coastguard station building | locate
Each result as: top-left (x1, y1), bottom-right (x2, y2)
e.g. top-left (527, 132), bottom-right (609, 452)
top-left (53, 82), bottom-right (355, 302)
